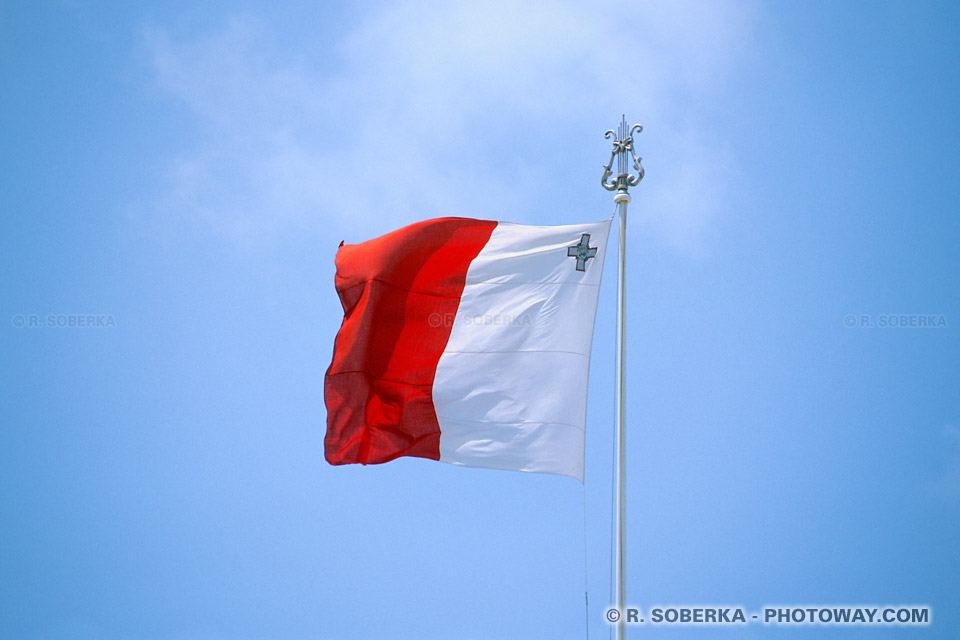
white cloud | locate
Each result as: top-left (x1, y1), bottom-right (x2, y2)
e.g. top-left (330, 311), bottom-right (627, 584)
top-left (138, 0), bottom-right (758, 247)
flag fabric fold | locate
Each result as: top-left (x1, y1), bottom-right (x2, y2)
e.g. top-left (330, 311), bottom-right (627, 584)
top-left (324, 216), bottom-right (611, 481)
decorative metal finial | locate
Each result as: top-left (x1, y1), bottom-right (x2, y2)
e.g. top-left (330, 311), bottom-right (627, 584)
top-left (601, 114), bottom-right (644, 192)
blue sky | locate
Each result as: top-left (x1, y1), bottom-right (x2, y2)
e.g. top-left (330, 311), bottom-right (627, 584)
top-left (1, 1), bottom-right (958, 638)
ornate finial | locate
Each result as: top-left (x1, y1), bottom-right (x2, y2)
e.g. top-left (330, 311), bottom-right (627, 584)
top-left (601, 114), bottom-right (644, 192)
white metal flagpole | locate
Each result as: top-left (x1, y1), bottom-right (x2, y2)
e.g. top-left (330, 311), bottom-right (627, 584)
top-left (601, 115), bottom-right (644, 640)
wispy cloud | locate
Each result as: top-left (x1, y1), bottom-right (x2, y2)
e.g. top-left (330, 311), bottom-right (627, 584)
top-left (138, 0), bottom-right (758, 247)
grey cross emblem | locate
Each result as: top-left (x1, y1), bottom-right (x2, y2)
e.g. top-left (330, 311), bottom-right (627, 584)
top-left (567, 234), bottom-right (598, 272)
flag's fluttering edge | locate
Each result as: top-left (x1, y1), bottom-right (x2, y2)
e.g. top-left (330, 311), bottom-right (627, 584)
top-left (324, 216), bottom-right (611, 481)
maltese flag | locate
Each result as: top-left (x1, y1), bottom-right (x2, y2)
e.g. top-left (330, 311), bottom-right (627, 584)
top-left (324, 216), bottom-right (611, 481)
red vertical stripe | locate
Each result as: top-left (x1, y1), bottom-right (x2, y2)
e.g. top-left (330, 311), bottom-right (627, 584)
top-left (324, 217), bottom-right (497, 466)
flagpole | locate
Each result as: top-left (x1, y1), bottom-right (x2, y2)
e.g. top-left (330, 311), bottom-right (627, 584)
top-left (602, 115), bottom-right (644, 640)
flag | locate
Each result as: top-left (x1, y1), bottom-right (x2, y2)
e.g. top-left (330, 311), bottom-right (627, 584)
top-left (324, 216), bottom-right (611, 481)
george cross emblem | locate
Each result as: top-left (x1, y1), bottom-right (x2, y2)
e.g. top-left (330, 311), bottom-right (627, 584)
top-left (567, 233), bottom-right (598, 272)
